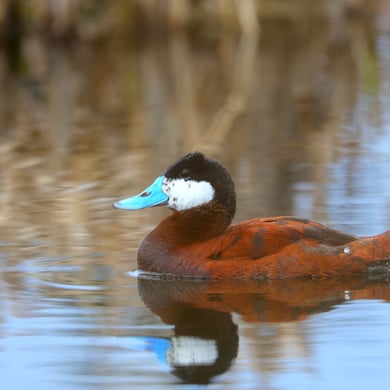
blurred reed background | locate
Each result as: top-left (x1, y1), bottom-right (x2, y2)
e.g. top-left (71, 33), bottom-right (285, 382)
top-left (0, 0), bottom-right (389, 271)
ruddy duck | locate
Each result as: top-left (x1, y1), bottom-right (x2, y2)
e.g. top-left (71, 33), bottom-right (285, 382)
top-left (113, 152), bottom-right (390, 279)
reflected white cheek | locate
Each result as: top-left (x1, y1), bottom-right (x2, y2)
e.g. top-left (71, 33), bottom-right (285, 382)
top-left (162, 178), bottom-right (215, 211)
top-left (167, 336), bottom-right (218, 366)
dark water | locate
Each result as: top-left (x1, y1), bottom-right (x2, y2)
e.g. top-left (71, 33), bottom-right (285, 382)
top-left (1, 1), bottom-right (390, 388)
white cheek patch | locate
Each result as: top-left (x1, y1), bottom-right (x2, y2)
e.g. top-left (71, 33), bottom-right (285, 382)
top-left (162, 178), bottom-right (215, 211)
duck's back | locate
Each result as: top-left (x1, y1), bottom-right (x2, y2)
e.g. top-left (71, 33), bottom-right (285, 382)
top-left (177, 217), bottom-right (390, 279)
top-left (208, 216), bottom-right (357, 260)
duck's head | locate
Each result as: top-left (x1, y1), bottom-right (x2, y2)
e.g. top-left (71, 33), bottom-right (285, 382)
top-left (113, 152), bottom-right (236, 220)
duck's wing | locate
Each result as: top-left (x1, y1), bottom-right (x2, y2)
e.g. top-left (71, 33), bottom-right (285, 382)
top-left (186, 216), bottom-right (390, 278)
top-left (208, 216), bottom-right (358, 260)
top-left (257, 216), bottom-right (357, 246)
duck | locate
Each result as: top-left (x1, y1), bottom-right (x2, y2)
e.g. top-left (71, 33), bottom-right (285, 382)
top-left (113, 152), bottom-right (390, 279)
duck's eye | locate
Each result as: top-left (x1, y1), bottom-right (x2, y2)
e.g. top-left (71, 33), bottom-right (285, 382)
top-left (181, 168), bottom-right (190, 179)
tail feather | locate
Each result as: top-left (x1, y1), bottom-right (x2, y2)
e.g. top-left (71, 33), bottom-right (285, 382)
top-left (351, 230), bottom-right (390, 264)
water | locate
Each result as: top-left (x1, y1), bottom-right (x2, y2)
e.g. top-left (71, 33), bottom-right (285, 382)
top-left (1, 1), bottom-right (390, 389)
top-left (2, 265), bottom-right (390, 389)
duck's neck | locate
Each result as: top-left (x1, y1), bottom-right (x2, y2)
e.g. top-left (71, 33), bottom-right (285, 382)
top-left (160, 202), bottom-right (232, 246)
top-left (140, 202), bottom-right (231, 255)
top-left (137, 202), bottom-right (232, 274)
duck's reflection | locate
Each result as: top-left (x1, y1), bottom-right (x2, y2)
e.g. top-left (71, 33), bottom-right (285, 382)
top-left (137, 274), bottom-right (390, 384)
top-left (137, 278), bottom-right (238, 384)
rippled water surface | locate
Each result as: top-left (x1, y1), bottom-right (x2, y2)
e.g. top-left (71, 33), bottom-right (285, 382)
top-left (2, 268), bottom-right (390, 389)
top-left (1, 1), bottom-right (390, 389)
